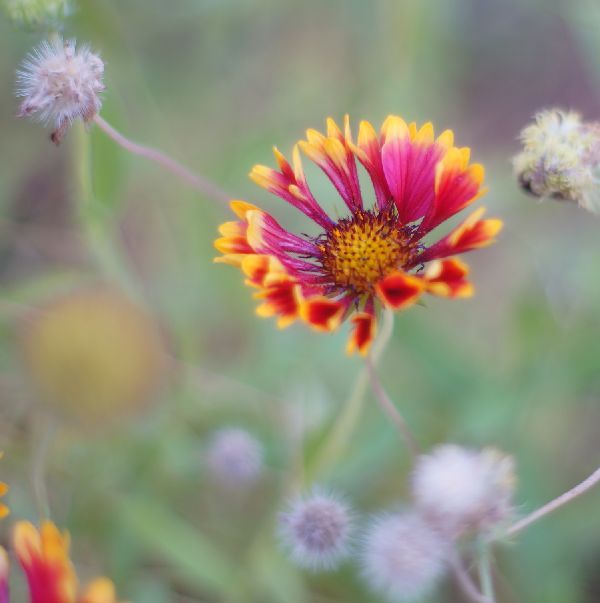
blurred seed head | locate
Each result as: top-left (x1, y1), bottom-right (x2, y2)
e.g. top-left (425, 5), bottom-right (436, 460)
top-left (16, 37), bottom-right (104, 144)
top-left (206, 428), bottom-right (264, 487)
top-left (513, 109), bottom-right (600, 214)
top-left (19, 286), bottom-right (168, 425)
top-left (411, 444), bottom-right (516, 537)
top-left (2, 0), bottom-right (74, 29)
top-left (360, 511), bottom-right (449, 602)
top-left (279, 490), bottom-right (353, 571)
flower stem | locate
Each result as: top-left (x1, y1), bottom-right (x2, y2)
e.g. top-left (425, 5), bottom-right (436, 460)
top-left (450, 553), bottom-right (493, 603)
top-left (477, 541), bottom-right (497, 603)
top-left (93, 115), bottom-right (232, 204)
top-left (73, 122), bottom-right (138, 296)
top-left (506, 464), bottom-right (600, 537)
top-left (365, 352), bottom-right (420, 460)
top-left (306, 309), bottom-right (395, 482)
top-left (31, 412), bottom-right (54, 520)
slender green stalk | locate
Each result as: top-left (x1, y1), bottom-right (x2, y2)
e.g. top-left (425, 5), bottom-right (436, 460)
top-left (477, 540), bottom-right (497, 603)
top-left (305, 309), bottom-right (395, 483)
top-left (31, 412), bottom-right (54, 519)
top-left (506, 465), bottom-right (600, 537)
top-left (72, 122), bottom-right (138, 296)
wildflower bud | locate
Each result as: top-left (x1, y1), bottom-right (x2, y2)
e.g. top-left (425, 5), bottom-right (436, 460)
top-left (3, 0), bottom-right (74, 30)
top-left (360, 512), bottom-right (449, 602)
top-left (411, 444), bottom-right (516, 537)
top-left (513, 109), bottom-right (600, 214)
top-left (16, 37), bottom-right (104, 144)
top-left (279, 490), bottom-right (353, 571)
top-left (206, 428), bottom-right (264, 487)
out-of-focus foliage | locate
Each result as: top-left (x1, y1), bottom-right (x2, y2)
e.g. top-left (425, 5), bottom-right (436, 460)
top-left (0, 1), bottom-right (598, 602)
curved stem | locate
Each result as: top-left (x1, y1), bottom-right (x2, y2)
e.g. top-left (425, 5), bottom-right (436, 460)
top-left (365, 354), bottom-right (420, 460)
top-left (305, 309), bottom-right (395, 482)
top-left (450, 553), bottom-right (493, 603)
top-left (506, 464), bottom-right (600, 537)
top-left (93, 115), bottom-right (232, 204)
top-left (477, 541), bottom-right (497, 603)
top-left (31, 412), bottom-right (54, 520)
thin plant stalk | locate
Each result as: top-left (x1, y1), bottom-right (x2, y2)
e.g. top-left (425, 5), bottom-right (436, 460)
top-left (306, 309), bottom-right (395, 482)
top-left (477, 540), bottom-right (497, 603)
top-left (31, 412), bottom-right (54, 519)
top-left (93, 115), bottom-right (231, 204)
top-left (450, 553), bottom-right (493, 603)
top-left (506, 464), bottom-right (600, 537)
top-left (365, 353), bottom-right (420, 459)
top-left (73, 121), bottom-right (138, 297)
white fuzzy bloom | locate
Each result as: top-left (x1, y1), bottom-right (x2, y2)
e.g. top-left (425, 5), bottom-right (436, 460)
top-left (206, 428), bottom-right (263, 487)
top-left (16, 37), bottom-right (104, 143)
top-left (411, 444), bottom-right (516, 537)
top-left (513, 109), bottom-right (600, 214)
top-left (361, 512), bottom-right (449, 602)
top-left (279, 490), bottom-right (353, 571)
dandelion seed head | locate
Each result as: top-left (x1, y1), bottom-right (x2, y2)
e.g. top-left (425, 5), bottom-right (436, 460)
top-left (411, 444), bottom-right (516, 537)
top-left (513, 109), bottom-right (600, 214)
top-left (16, 37), bottom-right (104, 143)
top-left (206, 428), bottom-right (264, 487)
top-left (360, 511), bottom-right (449, 602)
top-left (279, 490), bottom-right (353, 571)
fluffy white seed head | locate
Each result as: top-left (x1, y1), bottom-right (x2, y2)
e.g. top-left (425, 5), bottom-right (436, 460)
top-left (279, 490), bottom-right (353, 571)
top-left (16, 37), bottom-right (104, 143)
top-left (411, 444), bottom-right (516, 537)
top-left (361, 511), bottom-right (449, 602)
top-left (513, 108), bottom-right (600, 214)
top-left (206, 427), bottom-right (264, 487)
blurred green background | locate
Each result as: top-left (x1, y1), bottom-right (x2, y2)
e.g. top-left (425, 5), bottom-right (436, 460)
top-left (0, 0), bottom-right (599, 601)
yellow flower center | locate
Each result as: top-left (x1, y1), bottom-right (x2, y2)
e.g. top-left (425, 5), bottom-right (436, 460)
top-left (318, 209), bottom-right (416, 294)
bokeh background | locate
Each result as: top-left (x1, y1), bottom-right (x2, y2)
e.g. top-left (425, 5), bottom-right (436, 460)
top-left (0, 0), bottom-right (599, 601)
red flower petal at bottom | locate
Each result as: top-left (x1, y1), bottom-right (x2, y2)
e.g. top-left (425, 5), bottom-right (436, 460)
top-left (376, 272), bottom-right (424, 309)
top-left (300, 297), bottom-right (345, 332)
top-left (346, 312), bottom-right (376, 356)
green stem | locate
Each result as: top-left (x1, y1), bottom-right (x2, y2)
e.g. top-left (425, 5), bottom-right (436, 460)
top-left (31, 412), bottom-right (54, 520)
top-left (305, 309), bottom-right (395, 483)
top-left (72, 122), bottom-right (138, 296)
top-left (477, 540), bottom-right (497, 603)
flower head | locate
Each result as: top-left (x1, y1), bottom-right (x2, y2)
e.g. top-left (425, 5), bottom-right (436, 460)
top-left (411, 444), bottom-right (516, 537)
top-left (279, 490), bottom-right (353, 571)
top-left (215, 115), bottom-right (502, 355)
top-left (513, 109), bottom-right (600, 213)
top-left (13, 521), bottom-right (124, 603)
top-left (206, 427), bottom-right (264, 487)
top-left (360, 511), bottom-right (449, 602)
top-left (16, 37), bottom-right (104, 144)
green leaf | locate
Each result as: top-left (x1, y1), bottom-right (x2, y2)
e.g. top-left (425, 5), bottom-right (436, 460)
top-left (117, 497), bottom-right (241, 600)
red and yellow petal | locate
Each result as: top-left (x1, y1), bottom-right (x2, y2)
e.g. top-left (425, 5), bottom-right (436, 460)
top-left (0, 546), bottom-right (8, 603)
top-left (254, 278), bottom-right (301, 328)
top-left (376, 272), bottom-right (425, 310)
top-left (424, 258), bottom-right (474, 298)
top-left (346, 312), bottom-right (377, 356)
top-left (14, 521), bottom-right (78, 603)
top-left (300, 296), bottom-right (346, 332)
